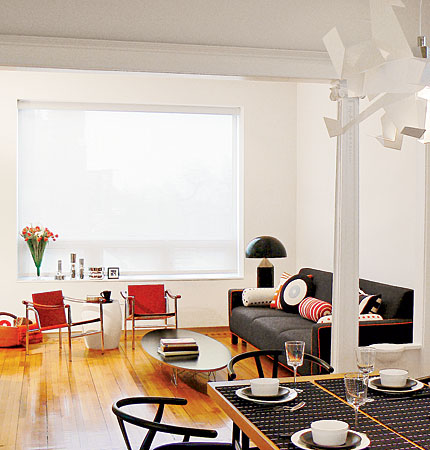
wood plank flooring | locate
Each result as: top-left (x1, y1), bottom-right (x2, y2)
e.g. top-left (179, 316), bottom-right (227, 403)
top-left (0, 328), bottom-right (291, 450)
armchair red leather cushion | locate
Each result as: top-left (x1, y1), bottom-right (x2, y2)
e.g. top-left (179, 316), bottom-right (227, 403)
top-left (32, 290), bottom-right (67, 328)
top-left (128, 285), bottom-right (166, 315)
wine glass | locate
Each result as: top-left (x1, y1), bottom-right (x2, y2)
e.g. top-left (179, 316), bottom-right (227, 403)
top-left (285, 340), bottom-right (305, 392)
top-left (356, 346), bottom-right (376, 401)
top-left (344, 372), bottom-right (367, 428)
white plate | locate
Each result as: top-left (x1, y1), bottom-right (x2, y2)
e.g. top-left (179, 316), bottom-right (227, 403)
top-left (368, 377), bottom-right (424, 394)
top-left (236, 386), bottom-right (297, 404)
top-left (291, 429), bottom-right (370, 450)
top-left (241, 386), bottom-right (290, 399)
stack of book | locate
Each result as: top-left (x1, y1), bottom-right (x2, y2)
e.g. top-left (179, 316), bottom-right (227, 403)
top-left (157, 338), bottom-right (199, 358)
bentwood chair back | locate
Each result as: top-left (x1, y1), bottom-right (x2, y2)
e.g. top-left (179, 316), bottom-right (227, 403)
top-left (112, 396), bottom-right (233, 450)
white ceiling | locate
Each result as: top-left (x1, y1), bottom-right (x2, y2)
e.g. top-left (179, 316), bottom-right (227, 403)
top-left (1, 0), bottom-right (428, 52)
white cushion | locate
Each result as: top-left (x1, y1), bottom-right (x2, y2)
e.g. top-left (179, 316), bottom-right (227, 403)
top-left (317, 313), bottom-right (383, 324)
top-left (242, 288), bottom-right (277, 306)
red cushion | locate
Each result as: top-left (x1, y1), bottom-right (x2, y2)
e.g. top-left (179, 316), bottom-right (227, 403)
top-left (128, 285), bottom-right (165, 315)
top-left (32, 290), bottom-right (67, 328)
top-left (298, 297), bottom-right (332, 322)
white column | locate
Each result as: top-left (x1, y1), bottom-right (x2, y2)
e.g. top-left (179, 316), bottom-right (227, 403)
top-left (420, 144), bottom-right (430, 348)
top-left (331, 82), bottom-right (360, 372)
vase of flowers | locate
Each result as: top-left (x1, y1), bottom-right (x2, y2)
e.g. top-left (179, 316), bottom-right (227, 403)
top-left (21, 226), bottom-right (58, 277)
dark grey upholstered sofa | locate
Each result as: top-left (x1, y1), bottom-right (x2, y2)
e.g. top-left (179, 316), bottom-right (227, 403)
top-left (229, 267), bottom-right (414, 375)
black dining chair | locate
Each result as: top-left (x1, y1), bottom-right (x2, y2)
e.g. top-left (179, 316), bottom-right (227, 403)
top-left (112, 396), bottom-right (234, 450)
top-left (227, 349), bottom-right (334, 450)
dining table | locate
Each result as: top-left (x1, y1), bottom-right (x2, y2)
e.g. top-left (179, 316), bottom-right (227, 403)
top-left (208, 373), bottom-right (430, 450)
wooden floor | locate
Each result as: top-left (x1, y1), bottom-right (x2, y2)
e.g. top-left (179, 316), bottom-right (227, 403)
top-left (0, 327), bottom-right (292, 450)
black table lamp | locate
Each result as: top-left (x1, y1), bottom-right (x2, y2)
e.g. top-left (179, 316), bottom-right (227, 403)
top-left (246, 236), bottom-right (287, 288)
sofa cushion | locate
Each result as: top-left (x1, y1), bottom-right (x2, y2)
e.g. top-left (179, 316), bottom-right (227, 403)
top-left (247, 315), bottom-right (313, 354)
top-left (271, 272), bottom-right (292, 309)
top-left (359, 292), bottom-right (382, 314)
top-left (230, 306), bottom-right (296, 345)
top-left (280, 274), bottom-right (315, 313)
top-left (242, 288), bottom-right (276, 307)
top-left (317, 313), bottom-right (383, 324)
top-left (299, 297), bottom-right (332, 322)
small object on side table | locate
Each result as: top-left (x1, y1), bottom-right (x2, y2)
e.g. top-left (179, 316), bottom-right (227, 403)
top-left (107, 267), bottom-right (120, 279)
top-left (89, 267), bottom-right (104, 279)
top-left (70, 253), bottom-right (76, 279)
top-left (79, 258), bottom-right (85, 279)
top-left (86, 295), bottom-right (102, 303)
top-left (55, 259), bottom-right (65, 280)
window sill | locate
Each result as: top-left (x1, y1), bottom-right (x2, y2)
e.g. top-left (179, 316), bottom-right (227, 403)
top-left (17, 273), bottom-right (244, 282)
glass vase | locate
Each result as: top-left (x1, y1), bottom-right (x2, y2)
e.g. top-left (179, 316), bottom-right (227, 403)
top-left (26, 239), bottom-right (47, 277)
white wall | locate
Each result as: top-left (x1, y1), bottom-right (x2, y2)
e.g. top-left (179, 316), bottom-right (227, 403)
top-left (0, 70), bottom-right (296, 327)
top-left (296, 83), bottom-right (337, 271)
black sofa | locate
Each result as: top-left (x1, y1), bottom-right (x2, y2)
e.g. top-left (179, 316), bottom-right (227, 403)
top-left (229, 267), bottom-right (413, 375)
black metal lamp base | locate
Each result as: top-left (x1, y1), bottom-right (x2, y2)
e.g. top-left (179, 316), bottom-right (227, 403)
top-left (257, 259), bottom-right (274, 288)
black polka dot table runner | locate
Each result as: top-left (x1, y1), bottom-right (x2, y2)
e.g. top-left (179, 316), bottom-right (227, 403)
top-left (317, 378), bottom-right (430, 450)
top-left (216, 381), bottom-right (419, 449)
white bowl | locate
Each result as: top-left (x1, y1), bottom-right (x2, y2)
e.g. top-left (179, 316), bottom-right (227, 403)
top-left (370, 343), bottom-right (404, 363)
top-left (311, 420), bottom-right (349, 446)
top-left (250, 378), bottom-right (279, 397)
top-left (379, 368), bottom-right (408, 387)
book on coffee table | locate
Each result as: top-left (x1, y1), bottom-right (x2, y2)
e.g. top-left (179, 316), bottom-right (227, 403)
top-left (157, 347), bottom-right (199, 357)
top-left (159, 338), bottom-right (199, 352)
top-left (160, 338), bottom-right (197, 346)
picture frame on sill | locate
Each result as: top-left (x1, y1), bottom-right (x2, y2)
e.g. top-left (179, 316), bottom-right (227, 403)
top-left (107, 267), bottom-right (120, 279)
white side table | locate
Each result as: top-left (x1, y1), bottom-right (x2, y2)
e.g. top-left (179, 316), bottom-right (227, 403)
top-left (82, 299), bottom-right (122, 350)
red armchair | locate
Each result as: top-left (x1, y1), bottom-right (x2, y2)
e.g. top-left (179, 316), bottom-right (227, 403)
top-left (120, 285), bottom-right (181, 349)
top-left (23, 290), bottom-right (105, 361)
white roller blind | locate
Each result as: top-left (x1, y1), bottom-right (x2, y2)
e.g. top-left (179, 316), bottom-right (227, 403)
top-left (17, 102), bottom-right (241, 279)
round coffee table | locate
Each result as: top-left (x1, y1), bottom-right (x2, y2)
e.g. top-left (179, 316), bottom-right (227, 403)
top-left (141, 329), bottom-right (231, 385)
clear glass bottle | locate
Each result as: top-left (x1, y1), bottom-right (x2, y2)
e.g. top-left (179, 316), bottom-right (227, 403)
top-left (55, 259), bottom-right (65, 280)
top-left (70, 253), bottom-right (76, 279)
top-left (79, 258), bottom-right (85, 279)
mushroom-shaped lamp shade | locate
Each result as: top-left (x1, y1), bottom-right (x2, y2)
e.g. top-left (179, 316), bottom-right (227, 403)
top-left (246, 236), bottom-right (287, 287)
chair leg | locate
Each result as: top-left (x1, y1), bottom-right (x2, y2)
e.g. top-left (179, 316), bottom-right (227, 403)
top-left (25, 308), bottom-right (30, 356)
top-left (100, 303), bottom-right (105, 355)
top-left (68, 325), bottom-right (72, 362)
top-left (25, 325), bottom-right (29, 356)
top-left (124, 316), bottom-right (127, 347)
top-left (232, 423), bottom-right (240, 449)
top-left (58, 328), bottom-right (62, 350)
top-left (132, 315), bottom-right (135, 350)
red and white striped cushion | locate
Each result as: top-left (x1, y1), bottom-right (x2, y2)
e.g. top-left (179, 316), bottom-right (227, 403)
top-left (298, 297), bottom-right (332, 322)
top-left (270, 272), bottom-right (292, 309)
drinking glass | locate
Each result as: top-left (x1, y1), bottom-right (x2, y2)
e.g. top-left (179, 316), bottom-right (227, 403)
top-left (285, 340), bottom-right (305, 392)
top-left (356, 346), bottom-right (376, 401)
top-left (344, 372), bottom-right (367, 428)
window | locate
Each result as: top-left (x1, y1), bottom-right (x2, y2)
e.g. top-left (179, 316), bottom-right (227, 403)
top-left (18, 102), bottom-right (242, 279)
